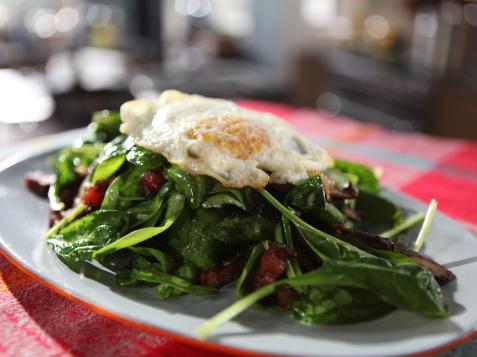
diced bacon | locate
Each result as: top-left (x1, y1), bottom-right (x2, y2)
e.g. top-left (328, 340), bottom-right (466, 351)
top-left (249, 242), bottom-right (295, 291)
top-left (276, 285), bottom-right (296, 308)
top-left (48, 210), bottom-right (63, 228)
top-left (201, 254), bottom-right (244, 288)
top-left (82, 181), bottom-right (109, 210)
top-left (24, 171), bottom-right (54, 197)
top-left (140, 170), bottom-right (166, 197)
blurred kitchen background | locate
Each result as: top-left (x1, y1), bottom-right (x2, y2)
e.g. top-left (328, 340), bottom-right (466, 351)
top-left (1, 0), bottom-right (477, 145)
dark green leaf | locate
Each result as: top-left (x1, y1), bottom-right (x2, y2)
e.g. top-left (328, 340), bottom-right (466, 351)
top-left (355, 189), bottom-right (404, 234)
top-left (175, 263), bottom-right (200, 283)
top-left (129, 267), bottom-right (217, 295)
top-left (101, 166), bottom-right (147, 210)
top-left (291, 260), bottom-right (448, 318)
top-left (260, 189), bottom-right (375, 262)
top-left (92, 155), bottom-right (126, 182)
top-left (126, 183), bottom-right (171, 228)
top-left (166, 165), bottom-right (214, 208)
top-left (334, 159), bottom-right (379, 192)
top-left (89, 110), bottom-right (122, 142)
top-left (155, 263), bottom-right (201, 300)
top-left (212, 213), bottom-right (275, 243)
top-left (128, 247), bottom-right (175, 273)
top-left (203, 184), bottom-right (254, 212)
top-left (92, 135), bottom-right (134, 183)
top-left (49, 142), bottom-right (104, 209)
top-left (293, 286), bottom-right (394, 325)
top-left (93, 192), bottom-right (185, 257)
top-left (167, 208), bottom-right (230, 269)
top-left (155, 285), bottom-right (185, 300)
top-left (47, 210), bottom-right (127, 262)
top-left (285, 177), bottom-right (345, 226)
top-left (236, 243), bottom-right (265, 297)
top-left (126, 146), bottom-right (167, 169)
top-left (313, 203), bottom-right (346, 226)
top-left (285, 176), bottom-right (326, 212)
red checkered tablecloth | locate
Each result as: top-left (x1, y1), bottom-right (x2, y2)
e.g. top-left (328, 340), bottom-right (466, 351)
top-left (1, 100), bottom-right (476, 356)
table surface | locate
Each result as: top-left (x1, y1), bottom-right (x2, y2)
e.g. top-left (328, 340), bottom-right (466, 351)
top-left (1, 100), bottom-right (476, 357)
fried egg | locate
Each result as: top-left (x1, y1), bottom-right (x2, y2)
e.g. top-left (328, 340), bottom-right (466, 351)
top-left (120, 90), bottom-right (333, 188)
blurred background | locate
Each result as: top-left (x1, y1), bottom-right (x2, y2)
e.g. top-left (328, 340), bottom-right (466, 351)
top-left (1, 0), bottom-right (477, 145)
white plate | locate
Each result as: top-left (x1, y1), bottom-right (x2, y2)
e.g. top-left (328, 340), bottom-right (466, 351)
top-left (1, 129), bottom-right (477, 357)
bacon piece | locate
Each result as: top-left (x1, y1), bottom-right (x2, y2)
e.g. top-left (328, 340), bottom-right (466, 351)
top-left (276, 285), bottom-right (296, 308)
top-left (343, 207), bottom-right (363, 222)
top-left (249, 242), bottom-right (295, 291)
top-left (140, 170), bottom-right (166, 197)
top-left (404, 250), bottom-right (456, 284)
top-left (48, 209), bottom-right (63, 228)
top-left (24, 171), bottom-right (54, 198)
top-left (335, 227), bottom-right (455, 284)
top-left (201, 254), bottom-right (244, 288)
top-left (321, 174), bottom-right (358, 202)
top-left (82, 181), bottom-right (109, 210)
top-left (336, 226), bottom-right (398, 252)
top-left (330, 184), bottom-right (358, 201)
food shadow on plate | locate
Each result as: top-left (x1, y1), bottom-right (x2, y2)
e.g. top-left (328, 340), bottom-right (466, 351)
top-left (61, 258), bottom-right (466, 346)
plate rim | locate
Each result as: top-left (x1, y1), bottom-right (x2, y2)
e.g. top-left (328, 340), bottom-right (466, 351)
top-left (1, 129), bottom-right (477, 357)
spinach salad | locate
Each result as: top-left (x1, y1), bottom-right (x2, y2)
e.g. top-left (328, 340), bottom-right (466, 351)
top-left (24, 109), bottom-right (455, 339)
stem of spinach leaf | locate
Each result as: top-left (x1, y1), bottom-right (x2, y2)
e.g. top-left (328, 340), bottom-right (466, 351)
top-left (283, 216), bottom-right (302, 276)
top-left (413, 199), bottom-right (438, 252)
top-left (258, 188), bottom-right (373, 261)
top-left (380, 212), bottom-right (424, 238)
top-left (258, 189), bottom-right (338, 244)
top-left (198, 282), bottom-right (278, 339)
top-left (45, 203), bottom-right (87, 239)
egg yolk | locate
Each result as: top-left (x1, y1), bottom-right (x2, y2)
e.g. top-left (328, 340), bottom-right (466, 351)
top-left (186, 115), bottom-right (270, 160)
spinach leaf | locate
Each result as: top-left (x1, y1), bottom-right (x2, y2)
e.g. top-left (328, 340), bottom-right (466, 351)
top-left (155, 263), bottom-right (201, 300)
top-left (93, 192), bottom-right (185, 257)
top-left (124, 267), bottom-right (217, 296)
top-left (166, 165), bottom-right (214, 208)
top-left (47, 210), bottom-right (127, 262)
top-left (285, 176), bottom-right (345, 226)
top-left (355, 189), bottom-right (404, 234)
top-left (212, 213), bottom-right (275, 243)
top-left (314, 203), bottom-right (346, 226)
top-left (285, 176), bottom-right (326, 211)
top-left (92, 155), bottom-right (125, 182)
top-left (293, 286), bottom-right (394, 325)
top-left (198, 258), bottom-right (447, 338)
top-left (281, 216), bottom-right (302, 276)
top-left (236, 243), bottom-right (266, 297)
top-left (293, 260), bottom-right (448, 318)
top-left (167, 208), bottom-right (230, 269)
top-left (92, 135), bottom-right (134, 183)
top-left (203, 184), bottom-right (255, 212)
top-left (89, 110), bottom-right (122, 142)
top-left (175, 263), bottom-right (200, 283)
top-left (49, 142), bottom-right (104, 209)
top-left (260, 188), bottom-right (375, 262)
top-left (128, 247), bottom-right (175, 273)
top-left (126, 183), bottom-right (171, 228)
top-left (334, 159), bottom-right (379, 192)
top-left (101, 166), bottom-right (147, 210)
top-left (155, 285), bottom-right (184, 300)
top-left (126, 146), bottom-right (167, 169)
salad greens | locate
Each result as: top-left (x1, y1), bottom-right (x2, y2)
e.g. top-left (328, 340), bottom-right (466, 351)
top-left (34, 108), bottom-right (453, 340)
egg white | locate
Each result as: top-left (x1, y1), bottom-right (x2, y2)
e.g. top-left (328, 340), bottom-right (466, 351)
top-left (120, 90), bottom-right (333, 188)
